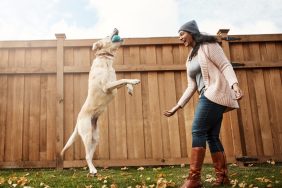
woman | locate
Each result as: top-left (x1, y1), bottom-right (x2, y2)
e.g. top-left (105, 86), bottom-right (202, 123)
top-left (164, 20), bottom-right (243, 188)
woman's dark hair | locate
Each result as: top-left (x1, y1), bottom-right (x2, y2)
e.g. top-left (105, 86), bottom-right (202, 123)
top-left (189, 33), bottom-right (218, 61)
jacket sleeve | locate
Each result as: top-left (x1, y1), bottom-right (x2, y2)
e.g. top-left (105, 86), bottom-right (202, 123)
top-left (177, 63), bottom-right (197, 107)
top-left (207, 43), bottom-right (238, 88)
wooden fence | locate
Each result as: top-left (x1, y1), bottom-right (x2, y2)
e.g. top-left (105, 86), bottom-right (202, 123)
top-left (0, 30), bottom-right (281, 169)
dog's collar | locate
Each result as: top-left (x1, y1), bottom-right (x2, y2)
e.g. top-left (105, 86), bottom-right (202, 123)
top-left (96, 52), bottom-right (114, 59)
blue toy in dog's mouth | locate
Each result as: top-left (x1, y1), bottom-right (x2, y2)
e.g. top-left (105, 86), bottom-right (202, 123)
top-left (112, 35), bottom-right (123, 42)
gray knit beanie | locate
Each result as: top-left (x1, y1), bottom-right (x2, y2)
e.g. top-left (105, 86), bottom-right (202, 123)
top-left (179, 20), bottom-right (200, 34)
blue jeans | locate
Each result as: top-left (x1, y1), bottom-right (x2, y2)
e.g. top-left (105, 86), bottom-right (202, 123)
top-left (192, 95), bottom-right (226, 153)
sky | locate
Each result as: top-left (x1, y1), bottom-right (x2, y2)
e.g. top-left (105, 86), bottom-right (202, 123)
top-left (0, 0), bottom-right (281, 40)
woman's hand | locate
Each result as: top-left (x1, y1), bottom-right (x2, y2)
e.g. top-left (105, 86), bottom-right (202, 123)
top-left (164, 104), bottom-right (181, 117)
top-left (232, 83), bottom-right (243, 100)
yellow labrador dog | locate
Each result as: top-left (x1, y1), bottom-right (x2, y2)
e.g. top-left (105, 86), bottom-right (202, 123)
top-left (61, 29), bottom-right (140, 174)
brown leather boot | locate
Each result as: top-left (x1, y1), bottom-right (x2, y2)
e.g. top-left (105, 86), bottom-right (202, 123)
top-left (181, 147), bottom-right (206, 188)
top-left (211, 151), bottom-right (230, 186)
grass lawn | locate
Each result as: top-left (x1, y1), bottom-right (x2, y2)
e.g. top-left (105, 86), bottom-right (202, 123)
top-left (0, 163), bottom-right (281, 188)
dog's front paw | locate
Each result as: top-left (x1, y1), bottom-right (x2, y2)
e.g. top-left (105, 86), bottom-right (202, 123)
top-left (130, 79), bottom-right (140, 85)
top-left (126, 84), bottom-right (133, 95)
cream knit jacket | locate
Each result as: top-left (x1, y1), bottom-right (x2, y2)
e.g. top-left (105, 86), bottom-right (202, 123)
top-left (177, 42), bottom-right (239, 111)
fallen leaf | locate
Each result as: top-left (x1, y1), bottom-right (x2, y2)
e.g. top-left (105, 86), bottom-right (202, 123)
top-left (40, 182), bottom-right (50, 188)
top-left (231, 179), bottom-right (238, 187)
top-left (87, 173), bottom-right (95, 178)
top-left (0, 177), bottom-right (5, 185)
top-left (137, 167), bottom-right (145, 171)
top-left (110, 184), bottom-right (118, 188)
top-left (255, 177), bottom-right (272, 183)
top-left (238, 181), bottom-right (247, 188)
top-left (156, 178), bottom-right (176, 188)
top-left (167, 180), bottom-right (176, 187)
top-left (121, 167), bottom-right (128, 171)
top-left (8, 176), bottom-right (18, 185)
top-left (153, 167), bottom-right (162, 171)
top-left (229, 163), bottom-right (238, 167)
top-left (17, 177), bottom-right (29, 186)
top-left (205, 174), bottom-right (215, 183)
top-left (156, 178), bottom-right (167, 188)
top-left (230, 173), bottom-right (238, 177)
top-left (157, 173), bottom-right (166, 178)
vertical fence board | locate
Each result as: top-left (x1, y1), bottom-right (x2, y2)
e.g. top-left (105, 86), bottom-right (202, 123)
top-left (219, 30), bottom-right (242, 159)
top-left (231, 43), bottom-right (258, 157)
top-left (22, 50), bottom-right (31, 161)
top-left (157, 46), bottom-right (169, 159)
top-left (97, 108), bottom-right (109, 160)
top-left (139, 47), bottom-right (151, 159)
top-left (174, 45), bottom-right (188, 158)
top-left (108, 98), bottom-right (117, 159)
top-left (40, 48), bottom-right (55, 161)
top-left (115, 73), bottom-right (127, 159)
top-left (162, 45), bottom-right (181, 158)
top-left (125, 46), bottom-right (145, 159)
top-left (39, 74), bottom-right (48, 161)
top-left (0, 50), bottom-right (9, 162)
top-left (64, 48), bottom-right (75, 160)
top-left (46, 75), bottom-right (56, 161)
top-left (264, 69), bottom-right (282, 156)
top-left (56, 34), bottom-right (65, 167)
top-left (29, 49), bottom-right (42, 161)
top-left (5, 50), bottom-right (24, 162)
top-left (181, 72), bottom-right (193, 159)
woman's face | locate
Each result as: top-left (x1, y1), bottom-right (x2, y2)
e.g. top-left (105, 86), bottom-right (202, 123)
top-left (179, 31), bottom-right (195, 47)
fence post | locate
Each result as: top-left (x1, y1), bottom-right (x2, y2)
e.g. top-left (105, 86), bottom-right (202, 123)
top-left (217, 29), bottom-right (244, 158)
top-left (217, 29), bottom-right (231, 59)
top-left (55, 33), bottom-right (66, 169)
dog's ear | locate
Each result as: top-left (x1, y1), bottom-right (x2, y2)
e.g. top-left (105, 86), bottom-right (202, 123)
top-left (92, 41), bottom-right (103, 53)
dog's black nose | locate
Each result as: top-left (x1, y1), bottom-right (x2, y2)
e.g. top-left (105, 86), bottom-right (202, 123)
top-left (113, 28), bottom-right (119, 35)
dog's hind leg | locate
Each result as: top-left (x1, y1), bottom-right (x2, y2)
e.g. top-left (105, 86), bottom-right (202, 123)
top-left (89, 117), bottom-right (99, 173)
top-left (79, 116), bottom-right (99, 175)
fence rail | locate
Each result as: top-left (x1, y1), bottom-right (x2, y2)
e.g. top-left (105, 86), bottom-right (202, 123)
top-left (0, 30), bottom-right (281, 169)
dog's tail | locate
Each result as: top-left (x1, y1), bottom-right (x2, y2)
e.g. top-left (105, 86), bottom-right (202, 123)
top-left (60, 126), bottom-right (78, 157)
